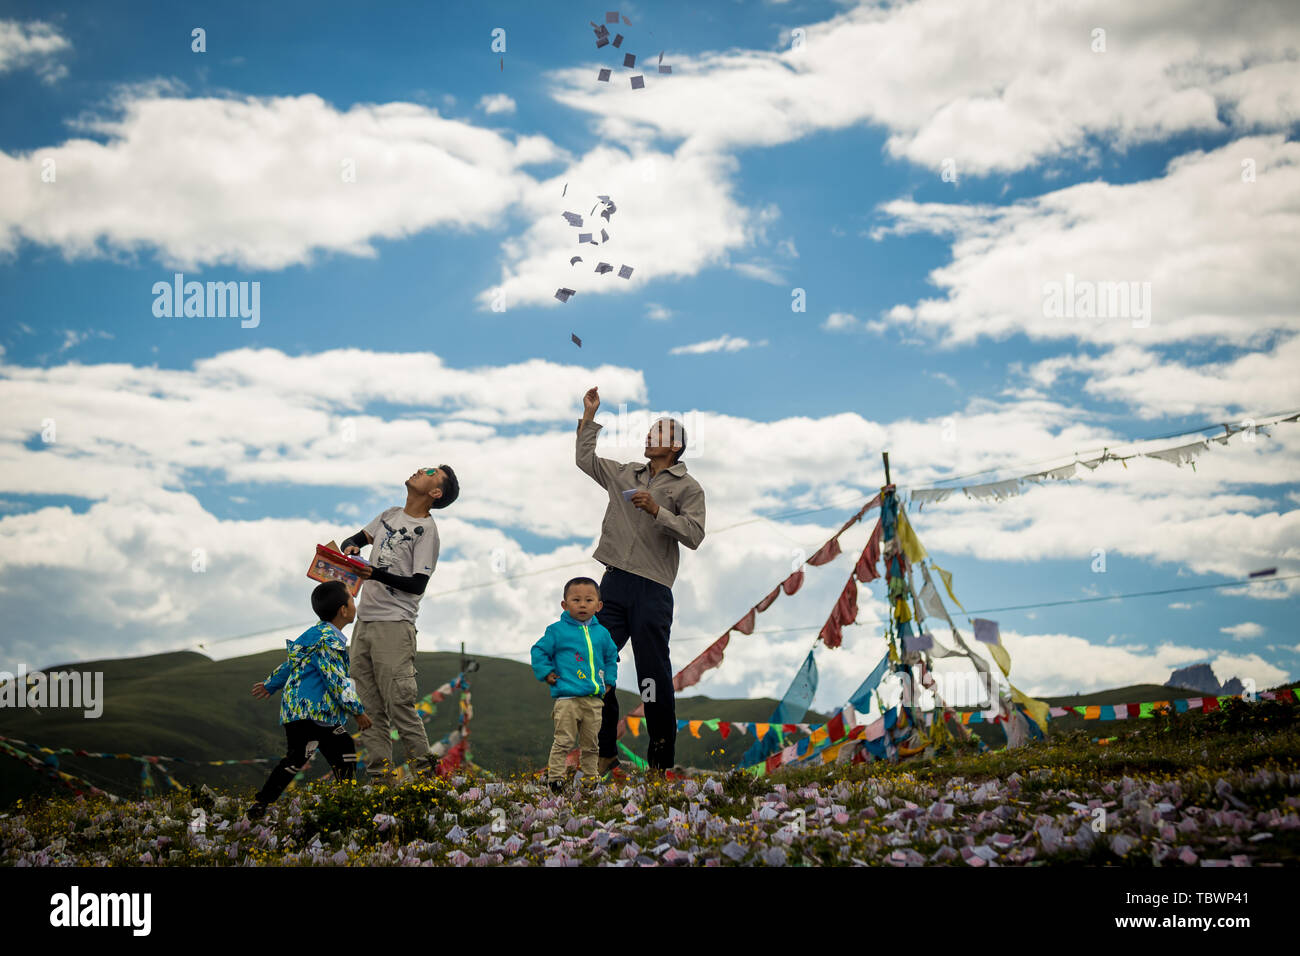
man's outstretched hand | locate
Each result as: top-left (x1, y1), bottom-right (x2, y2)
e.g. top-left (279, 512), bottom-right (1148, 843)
top-left (583, 387), bottom-right (600, 416)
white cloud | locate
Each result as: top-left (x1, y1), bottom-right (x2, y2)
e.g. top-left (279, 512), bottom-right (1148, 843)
top-left (822, 311), bottom-right (859, 332)
top-left (1220, 621), bottom-right (1264, 640)
top-left (1168, 601), bottom-right (1200, 609)
top-left (731, 261), bottom-right (786, 285)
top-left (0, 90), bottom-right (562, 270)
top-left (645, 303), bottom-right (673, 321)
top-left (548, 0), bottom-right (1300, 175)
top-left (876, 136), bottom-right (1300, 348)
top-left (985, 630), bottom-right (1290, 697)
top-left (0, 19), bottom-right (70, 84)
top-left (477, 93), bottom-right (517, 115)
top-left (669, 335), bottom-right (765, 355)
top-left (477, 146), bottom-right (753, 309)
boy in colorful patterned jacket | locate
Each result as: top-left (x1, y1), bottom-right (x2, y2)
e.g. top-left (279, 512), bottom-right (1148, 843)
top-left (246, 581), bottom-right (372, 820)
top-left (531, 577), bottom-right (619, 793)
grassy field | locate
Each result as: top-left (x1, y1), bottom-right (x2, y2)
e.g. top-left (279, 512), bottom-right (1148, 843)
top-left (3, 695), bottom-right (1296, 866)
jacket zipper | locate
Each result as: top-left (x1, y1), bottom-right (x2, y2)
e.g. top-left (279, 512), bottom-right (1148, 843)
top-left (580, 624), bottom-right (601, 694)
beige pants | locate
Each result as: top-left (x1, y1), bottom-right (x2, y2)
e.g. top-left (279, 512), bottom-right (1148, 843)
top-left (350, 619), bottom-right (431, 774)
top-left (548, 696), bottom-right (603, 782)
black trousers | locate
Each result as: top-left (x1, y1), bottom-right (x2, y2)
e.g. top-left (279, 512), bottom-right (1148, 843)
top-left (255, 719), bottom-right (357, 805)
top-left (596, 566), bottom-right (676, 768)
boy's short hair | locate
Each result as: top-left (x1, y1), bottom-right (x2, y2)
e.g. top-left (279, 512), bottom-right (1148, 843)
top-left (563, 576), bottom-right (601, 600)
top-left (672, 421), bottom-right (687, 463)
top-left (311, 581), bottom-right (351, 623)
top-left (434, 464), bottom-right (459, 509)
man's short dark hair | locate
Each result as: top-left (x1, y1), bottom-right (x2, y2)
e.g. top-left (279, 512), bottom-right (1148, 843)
top-left (434, 464), bottom-right (459, 509)
top-left (672, 421), bottom-right (687, 463)
top-left (312, 580), bottom-right (350, 623)
top-left (564, 576), bottom-right (601, 599)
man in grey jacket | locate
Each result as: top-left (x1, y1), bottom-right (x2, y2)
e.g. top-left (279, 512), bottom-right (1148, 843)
top-left (576, 386), bottom-right (706, 773)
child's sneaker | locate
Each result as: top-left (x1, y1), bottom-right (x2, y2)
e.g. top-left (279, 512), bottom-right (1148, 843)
top-left (245, 802), bottom-right (269, 822)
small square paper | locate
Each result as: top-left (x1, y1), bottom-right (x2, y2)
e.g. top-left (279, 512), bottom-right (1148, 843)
top-left (570, 256), bottom-right (583, 265)
top-left (562, 212), bottom-right (583, 227)
top-left (658, 65), bottom-right (671, 74)
top-left (613, 34), bottom-right (624, 48)
top-left (622, 14), bottom-right (631, 25)
top-left (596, 37), bottom-right (609, 48)
top-left (624, 53), bottom-right (636, 68)
top-left (621, 489), bottom-right (638, 501)
top-left (578, 233), bottom-right (592, 244)
top-left (972, 618), bottom-right (1001, 644)
top-left (595, 262), bottom-right (612, 274)
top-left (600, 228), bottom-right (609, 242)
top-left (630, 75), bottom-right (644, 90)
top-left (555, 288), bottom-right (576, 303)
top-left (597, 68), bottom-right (611, 82)
top-left (606, 11), bottom-right (619, 23)
top-left (618, 264), bottom-right (634, 279)
top-left (571, 333), bottom-right (583, 347)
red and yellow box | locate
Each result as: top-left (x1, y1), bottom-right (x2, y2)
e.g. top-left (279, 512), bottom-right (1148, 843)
top-left (306, 544), bottom-right (368, 597)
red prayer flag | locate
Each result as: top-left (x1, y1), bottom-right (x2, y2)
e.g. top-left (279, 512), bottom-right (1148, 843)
top-left (732, 607), bottom-right (757, 635)
top-left (765, 753), bottom-right (782, 773)
top-left (673, 633), bottom-right (730, 692)
top-left (719, 722), bottom-right (732, 739)
top-left (1203, 697), bottom-right (1220, 713)
top-left (782, 570), bottom-right (805, 595)
top-left (754, 585), bottom-right (781, 613)
top-left (855, 519), bottom-right (883, 583)
top-left (827, 712), bottom-right (845, 741)
top-left (782, 724), bottom-right (797, 734)
top-left (807, 537), bottom-right (842, 566)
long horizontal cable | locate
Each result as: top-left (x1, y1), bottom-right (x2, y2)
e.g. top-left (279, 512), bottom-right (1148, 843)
top-left (915, 407), bottom-right (1300, 489)
top-left (958, 573), bottom-right (1299, 615)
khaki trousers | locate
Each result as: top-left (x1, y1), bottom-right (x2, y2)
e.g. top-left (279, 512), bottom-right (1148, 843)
top-left (548, 696), bottom-right (603, 782)
top-left (349, 619), bottom-right (431, 774)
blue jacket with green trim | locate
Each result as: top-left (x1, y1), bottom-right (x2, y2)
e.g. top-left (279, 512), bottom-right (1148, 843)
top-left (530, 612), bottom-right (619, 699)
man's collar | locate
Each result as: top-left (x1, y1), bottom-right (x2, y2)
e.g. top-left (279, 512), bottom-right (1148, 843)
top-left (635, 460), bottom-right (688, 477)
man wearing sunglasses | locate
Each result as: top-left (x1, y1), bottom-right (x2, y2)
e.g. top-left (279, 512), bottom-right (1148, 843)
top-left (340, 465), bottom-right (459, 779)
top-left (576, 387), bottom-right (706, 776)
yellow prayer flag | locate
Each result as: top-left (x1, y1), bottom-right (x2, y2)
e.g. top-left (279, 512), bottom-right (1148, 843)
top-left (627, 716), bottom-right (641, 737)
top-left (1084, 705), bottom-right (1101, 720)
top-left (1009, 684), bottom-right (1050, 732)
top-left (689, 720), bottom-right (703, 738)
top-left (988, 642), bottom-right (1012, 677)
top-left (930, 561), bottom-right (966, 613)
top-left (754, 723), bottom-right (769, 738)
top-left (895, 509), bottom-right (928, 563)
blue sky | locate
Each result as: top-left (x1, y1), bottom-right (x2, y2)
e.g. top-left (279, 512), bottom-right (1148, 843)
top-left (1, 0), bottom-right (1298, 712)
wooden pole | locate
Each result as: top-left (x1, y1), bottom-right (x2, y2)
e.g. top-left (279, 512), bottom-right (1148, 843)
top-left (882, 451), bottom-right (891, 486)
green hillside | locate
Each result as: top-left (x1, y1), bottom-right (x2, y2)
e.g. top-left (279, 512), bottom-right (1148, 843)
top-left (0, 648), bottom-right (817, 806)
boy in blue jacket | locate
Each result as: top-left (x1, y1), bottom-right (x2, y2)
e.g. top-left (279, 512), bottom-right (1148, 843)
top-left (246, 581), bottom-right (372, 820)
top-left (531, 577), bottom-right (619, 792)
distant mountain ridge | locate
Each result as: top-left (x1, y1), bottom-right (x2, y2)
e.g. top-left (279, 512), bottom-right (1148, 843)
top-left (1166, 663), bottom-right (1245, 697)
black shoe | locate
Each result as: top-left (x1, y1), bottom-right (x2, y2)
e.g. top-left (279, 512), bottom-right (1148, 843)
top-left (245, 802), bottom-right (268, 822)
top-left (548, 779), bottom-right (564, 794)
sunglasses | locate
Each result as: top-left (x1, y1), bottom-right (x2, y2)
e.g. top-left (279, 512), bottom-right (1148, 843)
top-left (417, 468), bottom-right (439, 476)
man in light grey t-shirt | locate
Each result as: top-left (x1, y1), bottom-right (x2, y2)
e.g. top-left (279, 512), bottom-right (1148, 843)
top-left (339, 464), bottom-right (460, 778)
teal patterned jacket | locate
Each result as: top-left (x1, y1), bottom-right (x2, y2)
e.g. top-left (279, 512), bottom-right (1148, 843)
top-left (263, 621), bottom-right (365, 725)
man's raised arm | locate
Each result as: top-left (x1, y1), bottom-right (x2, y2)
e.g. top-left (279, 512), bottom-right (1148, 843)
top-left (575, 386), bottom-right (622, 488)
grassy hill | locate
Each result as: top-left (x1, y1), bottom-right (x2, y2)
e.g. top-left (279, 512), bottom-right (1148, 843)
top-left (0, 648), bottom-right (819, 806)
